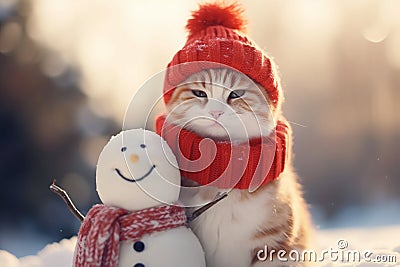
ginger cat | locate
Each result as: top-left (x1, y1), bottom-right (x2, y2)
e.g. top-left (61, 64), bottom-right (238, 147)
top-left (163, 68), bottom-right (312, 267)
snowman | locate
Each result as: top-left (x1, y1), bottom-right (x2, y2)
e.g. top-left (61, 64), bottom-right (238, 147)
top-left (73, 129), bottom-right (206, 267)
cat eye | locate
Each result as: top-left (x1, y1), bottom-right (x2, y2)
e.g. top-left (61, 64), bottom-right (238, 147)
top-left (228, 89), bottom-right (246, 99)
top-left (192, 90), bottom-right (207, 98)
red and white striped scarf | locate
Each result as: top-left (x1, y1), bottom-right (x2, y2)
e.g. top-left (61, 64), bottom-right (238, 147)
top-left (74, 204), bottom-right (187, 267)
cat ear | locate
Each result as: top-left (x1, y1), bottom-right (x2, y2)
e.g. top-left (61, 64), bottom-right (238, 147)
top-left (186, 2), bottom-right (247, 38)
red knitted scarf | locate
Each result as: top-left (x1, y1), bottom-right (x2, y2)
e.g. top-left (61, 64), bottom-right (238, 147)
top-left (155, 115), bottom-right (290, 191)
top-left (74, 204), bottom-right (187, 267)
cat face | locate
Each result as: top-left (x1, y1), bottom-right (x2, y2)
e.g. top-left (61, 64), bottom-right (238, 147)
top-left (165, 68), bottom-right (275, 142)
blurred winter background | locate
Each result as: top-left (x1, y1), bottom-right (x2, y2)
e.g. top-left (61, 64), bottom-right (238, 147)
top-left (0, 0), bottom-right (399, 258)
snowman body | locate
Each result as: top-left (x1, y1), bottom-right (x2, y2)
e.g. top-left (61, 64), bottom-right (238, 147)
top-left (92, 129), bottom-right (206, 267)
top-left (118, 227), bottom-right (205, 267)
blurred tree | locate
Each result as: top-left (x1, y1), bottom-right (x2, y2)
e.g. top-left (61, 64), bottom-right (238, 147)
top-left (0, 0), bottom-right (118, 253)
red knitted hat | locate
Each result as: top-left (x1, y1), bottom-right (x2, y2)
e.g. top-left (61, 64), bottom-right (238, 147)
top-left (163, 2), bottom-right (283, 108)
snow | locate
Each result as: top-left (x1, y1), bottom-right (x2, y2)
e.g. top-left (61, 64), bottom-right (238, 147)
top-left (1, 226), bottom-right (399, 267)
top-left (0, 237), bottom-right (76, 267)
top-left (316, 225), bottom-right (400, 266)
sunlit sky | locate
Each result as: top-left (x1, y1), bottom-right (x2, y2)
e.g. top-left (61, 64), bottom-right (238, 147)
top-left (25, 0), bottom-right (400, 125)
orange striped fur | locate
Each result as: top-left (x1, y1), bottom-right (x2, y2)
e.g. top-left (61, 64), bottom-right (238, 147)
top-left (165, 68), bottom-right (312, 267)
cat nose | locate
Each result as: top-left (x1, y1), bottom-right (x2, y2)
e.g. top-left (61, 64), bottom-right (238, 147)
top-left (209, 110), bottom-right (224, 119)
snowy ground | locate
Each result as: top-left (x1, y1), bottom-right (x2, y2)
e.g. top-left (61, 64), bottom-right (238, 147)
top-left (1, 225), bottom-right (399, 267)
top-left (315, 225), bottom-right (400, 266)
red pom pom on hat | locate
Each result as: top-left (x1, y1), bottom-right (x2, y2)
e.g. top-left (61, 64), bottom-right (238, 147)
top-left (186, 2), bottom-right (246, 38)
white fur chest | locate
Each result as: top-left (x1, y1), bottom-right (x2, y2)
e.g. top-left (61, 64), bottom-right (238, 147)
top-left (190, 189), bottom-right (276, 267)
top-left (117, 227), bottom-right (206, 267)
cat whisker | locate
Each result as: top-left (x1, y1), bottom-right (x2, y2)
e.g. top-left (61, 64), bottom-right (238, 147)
top-left (287, 120), bottom-right (307, 128)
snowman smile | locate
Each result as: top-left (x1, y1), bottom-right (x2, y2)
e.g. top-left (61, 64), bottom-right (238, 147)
top-left (114, 165), bottom-right (156, 183)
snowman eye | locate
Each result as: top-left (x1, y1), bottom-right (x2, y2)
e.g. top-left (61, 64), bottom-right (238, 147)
top-left (140, 144), bottom-right (146, 148)
top-left (121, 147), bottom-right (127, 152)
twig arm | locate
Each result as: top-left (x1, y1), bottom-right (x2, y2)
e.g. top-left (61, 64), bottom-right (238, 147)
top-left (50, 180), bottom-right (85, 222)
top-left (187, 192), bottom-right (228, 223)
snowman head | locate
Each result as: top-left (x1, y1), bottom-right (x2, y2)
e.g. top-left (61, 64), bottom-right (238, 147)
top-left (96, 129), bottom-right (181, 211)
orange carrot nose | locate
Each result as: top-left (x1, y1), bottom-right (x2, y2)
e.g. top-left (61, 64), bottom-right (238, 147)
top-left (130, 154), bottom-right (139, 163)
